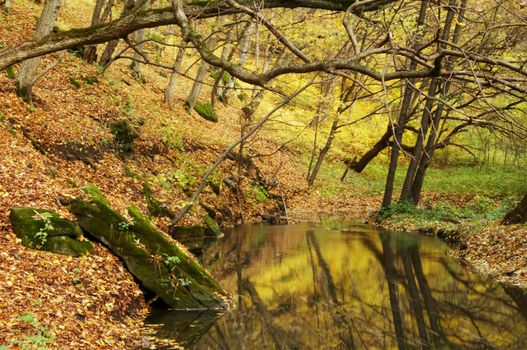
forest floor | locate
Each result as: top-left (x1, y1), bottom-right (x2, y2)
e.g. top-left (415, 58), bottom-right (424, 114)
top-left (1, 1), bottom-right (527, 349)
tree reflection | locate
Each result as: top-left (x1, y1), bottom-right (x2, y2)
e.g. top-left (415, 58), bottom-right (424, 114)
top-left (145, 224), bottom-right (527, 349)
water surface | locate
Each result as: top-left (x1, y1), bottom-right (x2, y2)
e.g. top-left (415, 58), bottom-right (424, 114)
top-left (146, 223), bottom-right (527, 349)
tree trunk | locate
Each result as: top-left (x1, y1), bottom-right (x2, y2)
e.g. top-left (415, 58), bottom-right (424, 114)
top-left (164, 39), bottom-right (187, 109)
top-left (399, 79), bottom-right (438, 201)
top-left (402, 250), bottom-right (430, 349)
top-left (307, 116), bottom-right (339, 187)
top-left (381, 0), bottom-right (428, 209)
top-left (410, 0), bottom-right (467, 204)
top-left (212, 33), bottom-right (233, 103)
top-left (223, 21), bottom-right (254, 99)
top-left (83, 0), bottom-right (114, 63)
top-left (342, 128), bottom-right (392, 181)
top-left (186, 23), bottom-right (220, 111)
top-left (381, 234), bottom-right (407, 350)
top-left (410, 246), bottom-right (444, 346)
top-left (15, 0), bottom-right (62, 103)
top-left (502, 194), bottom-right (527, 225)
top-left (400, 0), bottom-right (457, 203)
top-left (1, 0), bottom-right (12, 10)
top-left (130, 1), bottom-right (150, 81)
top-left (186, 60), bottom-right (211, 111)
top-left (98, 0), bottom-right (136, 68)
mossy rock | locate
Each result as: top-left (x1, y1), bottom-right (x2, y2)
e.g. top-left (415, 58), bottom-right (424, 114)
top-left (203, 216), bottom-right (222, 237)
top-left (193, 102), bottom-right (218, 123)
top-left (10, 207), bottom-right (92, 256)
top-left (170, 225), bottom-right (205, 241)
top-left (200, 202), bottom-right (217, 220)
top-left (10, 207), bottom-right (82, 245)
top-left (142, 182), bottom-right (175, 219)
top-left (110, 119), bottom-right (140, 154)
top-left (207, 178), bottom-right (221, 196)
top-left (42, 236), bottom-right (94, 256)
top-left (70, 185), bottom-right (227, 309)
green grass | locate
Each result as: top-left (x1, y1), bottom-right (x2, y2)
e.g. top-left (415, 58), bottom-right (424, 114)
top-left (382, 196), bottom-right (518, 224)
top-left (311, 157), bottom-right (527, 198)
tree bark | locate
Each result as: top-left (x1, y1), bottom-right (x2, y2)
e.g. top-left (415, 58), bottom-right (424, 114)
top-left (381, 234), bottom-right (407, 350)
top-left (410, 246), bottom-right (444, 346)
top-left (83, 0), bottom-right (114, 63)
top-left (400, 0), bottom-right (457, 202)
top-left (15, 0), bottom-right (62, 103)
top-left (402, 250), bottom-right (430, 349)
top-left (1, 0), bottom-right (12, 10)
top-left (130, 1), bottom-right (150, 80)
top-left (98, 0), bottom-right (136, 68)
top-left (164, 39), bottom-right (187, 108)
top-left (307, 76), bottom-right (339, 186)
top-left (410, 0), bottom-right (467, 204)
top-left (381, 0), bottom-right (428, 209)
top-left (502, 193), bottom-right (527, 225)
top-left (186, 21), bottom-right (220, 111)
top-left (342, 128), bottom-right (392, 181)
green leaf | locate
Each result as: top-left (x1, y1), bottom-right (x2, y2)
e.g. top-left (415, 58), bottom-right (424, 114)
top-left (18, 312), bottom-right (35, 324)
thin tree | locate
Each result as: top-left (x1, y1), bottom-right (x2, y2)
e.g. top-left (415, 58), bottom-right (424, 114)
top-left (83, 0), bottom-right (114, 63)
top-left (381, 0), bottom-right (429, 209)
top-left (98, 0), bottom-right (139, 68)
top-left (185, 18), bottom-right (222, 111)
top-left (164, 38), bottom-right (188, 108)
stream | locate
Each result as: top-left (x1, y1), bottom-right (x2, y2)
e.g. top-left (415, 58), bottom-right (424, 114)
top-left (144, 223), bottom-right (527, 349)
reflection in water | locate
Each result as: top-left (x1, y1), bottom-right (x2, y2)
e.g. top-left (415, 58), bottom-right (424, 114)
top-left (145, 224), bottom-right (527, 349)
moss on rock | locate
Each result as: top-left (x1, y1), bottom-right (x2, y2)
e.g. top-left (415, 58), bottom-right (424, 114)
top-left (70, 185), bottom-right (228, 309)
top-left (9, 207), bottom-right (92, 256)
top-left (110, 119), bottom-right (140, 154)
top-left (42, 236), bottom-right (94, 256)
top-left (193, 102), bottom-right (218, 123)
top-left (169, 225), bottom-right (205, 241)
top-left (203, 215), bottom-right (222, 237)
top-left (142, 182), bottom-right (175, 219)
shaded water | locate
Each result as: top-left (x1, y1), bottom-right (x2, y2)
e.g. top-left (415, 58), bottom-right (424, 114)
top-left (145, 223), bottom-right (527, 349)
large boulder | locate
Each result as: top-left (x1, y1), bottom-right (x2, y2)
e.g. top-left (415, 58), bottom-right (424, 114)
top-left (9, 207), bottom-right (93, 256)
top-left (70, 185), bottom-right (228, 310)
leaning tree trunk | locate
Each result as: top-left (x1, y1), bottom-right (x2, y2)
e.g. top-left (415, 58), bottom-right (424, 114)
top-left (186, 59), bottom-right (211, 111)
top-left (341, 127), bottom-right (392, 181)
top-left (503, 194), bottom-right (527, 225)
top-left (307, 116), bottom-right (339, 187)
top-left (15, 0), bottom-right (62, 103)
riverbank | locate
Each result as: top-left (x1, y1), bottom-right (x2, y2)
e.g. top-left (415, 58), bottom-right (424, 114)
top-left (287, 189), bottom-right (527, 289)
top-left (380, 212), bottom-right (527, 289)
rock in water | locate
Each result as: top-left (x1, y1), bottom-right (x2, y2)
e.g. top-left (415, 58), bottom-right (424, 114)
top-left (9, 207), bottom-right (93, 256)
top-left (70, 184), bottom-right (228, 310)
